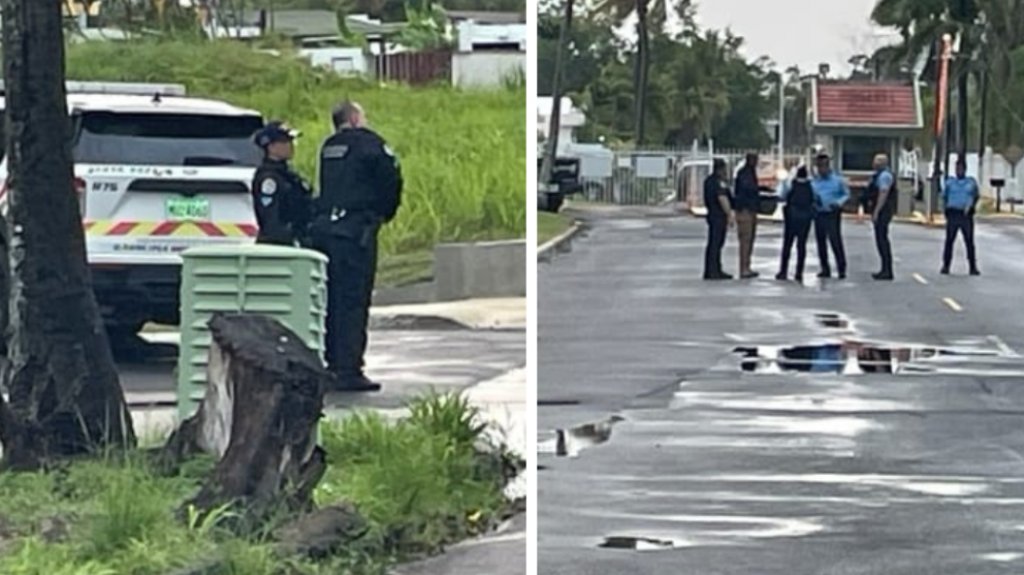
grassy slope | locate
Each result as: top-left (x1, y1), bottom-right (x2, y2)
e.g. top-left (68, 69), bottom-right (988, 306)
top-left (64, 40), bottom-right (526, 286)
top-left (537, 211), bottom-right (573, 246)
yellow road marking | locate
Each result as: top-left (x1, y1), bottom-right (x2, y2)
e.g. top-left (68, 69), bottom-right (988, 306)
top-left (913, 273), bottom-right (929, 285)
top-left (943, 297), bottom-right (963, 312)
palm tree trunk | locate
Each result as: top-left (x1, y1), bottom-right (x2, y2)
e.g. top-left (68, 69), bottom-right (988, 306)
top-left (540, 0), bottom-right (574, 186)
top-left (634, 0), bottom-right (649, 146)
top-left (0, 0), bottom-right (136, 470)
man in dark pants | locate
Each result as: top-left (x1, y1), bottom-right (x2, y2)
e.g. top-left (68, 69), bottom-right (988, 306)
top-left (867, 154), bottom-right (897, 280)
top-left (311, 101), bottom-right (403, 392)
top-left (734, 153), bottom-right (761, 279)
top-left (703, 158), bottom-right (734, 280)
top-left (811, 152), bottom-right (850, 279)
top-left (776, 166), bottom-right (815, 282)
top-left (251, 121), bottom-right (314, 246)
top-left (941, 158), bottom-right (980, 275)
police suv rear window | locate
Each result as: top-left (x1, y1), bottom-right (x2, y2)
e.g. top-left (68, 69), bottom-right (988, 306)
top-left (73, 112), bottom-right (263, 167)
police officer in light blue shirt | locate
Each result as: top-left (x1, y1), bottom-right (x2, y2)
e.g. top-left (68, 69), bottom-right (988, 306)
top-left (867, 154), bottom-right (898, 280)
top-left (941, 158), bottom-right (980, 275)
top-left (811, 152), bottom-right (851, 279)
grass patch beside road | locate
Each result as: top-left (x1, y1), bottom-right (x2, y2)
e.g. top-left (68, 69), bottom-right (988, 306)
top-left (64, 40), bottom-right (526, 260)
top-left (0, 394), bottom-right (517, 574)
top-left (538, 212), bottom-right (574, 246)
top-left (377, 250), bottom-right (434, 288)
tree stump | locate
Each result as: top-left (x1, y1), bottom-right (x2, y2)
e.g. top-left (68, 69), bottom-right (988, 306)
top-left (163, 313), bottom-right (331, 522)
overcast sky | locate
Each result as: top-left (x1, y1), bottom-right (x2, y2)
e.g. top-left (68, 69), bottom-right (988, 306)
top-left (691, 0), bottom-right (900, 75)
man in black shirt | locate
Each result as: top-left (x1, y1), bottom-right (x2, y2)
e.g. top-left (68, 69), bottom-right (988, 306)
top-left (734, 153), bottom-right (761, 278)
top-left (703, 158), bottom-right (734, 280)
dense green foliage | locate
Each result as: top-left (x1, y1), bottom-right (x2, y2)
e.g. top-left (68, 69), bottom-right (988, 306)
top-left (64, 40), bottom-right (526, 261)
top-left (538, 2), bottom-right (776, 149)
top-left (867, 0), bottom-right (1024, 152)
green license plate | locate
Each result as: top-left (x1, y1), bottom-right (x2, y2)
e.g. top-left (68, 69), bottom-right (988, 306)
top-left (166, 197), bottom-right (210, 221)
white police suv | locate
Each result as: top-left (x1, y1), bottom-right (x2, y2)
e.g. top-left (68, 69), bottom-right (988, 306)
top-left (0, 82), bottom-right (264, 337)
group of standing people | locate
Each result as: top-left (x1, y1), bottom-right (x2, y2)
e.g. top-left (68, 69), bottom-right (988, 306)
top-left (703, 151), bottom-right (981, 282)
top-left (250, 101), bottom-right (403, 393)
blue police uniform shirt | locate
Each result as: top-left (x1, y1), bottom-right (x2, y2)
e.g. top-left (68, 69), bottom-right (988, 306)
top-left (811, 171), bottom-right (851, 213)
top-left (875, 169), bottom-right (894, 192)
top-left (943, 176), bottom-right (979, 210)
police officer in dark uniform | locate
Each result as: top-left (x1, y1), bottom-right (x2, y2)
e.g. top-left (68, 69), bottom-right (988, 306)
top-left (251, 121), bottom-right (314, 246)
top-left (311, 101), bottom-right (403, 392)
top-left (703, 158), bottom-right (734, 280)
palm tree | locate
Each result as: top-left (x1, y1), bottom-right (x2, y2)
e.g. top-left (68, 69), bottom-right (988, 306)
top-left (868, 0), bottom-right (1024, 154)
top-left (597, 0), bottom-right (685, 146)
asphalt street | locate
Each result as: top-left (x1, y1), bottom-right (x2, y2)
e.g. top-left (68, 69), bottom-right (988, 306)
top-left (539, 205), bottom-right (1024, 574)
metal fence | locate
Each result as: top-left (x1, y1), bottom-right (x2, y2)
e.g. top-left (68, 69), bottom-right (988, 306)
top-left (574, 145), bottom-right (809, 207)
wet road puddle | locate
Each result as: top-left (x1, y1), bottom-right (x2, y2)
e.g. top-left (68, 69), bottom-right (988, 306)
top-left (538, 415), bottom-right (625, 457)
top-left (598, 536), bottom-right (676, 551)
top-left (736, 340), bottom-right (1011, 376)
top-left (814, 312), bottom-right (850, 329)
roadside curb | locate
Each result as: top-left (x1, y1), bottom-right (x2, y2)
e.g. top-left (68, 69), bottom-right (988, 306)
top-left (538, 221), bottom-right (583, 261)
top-left (368, 314), bottom-right (473, 331)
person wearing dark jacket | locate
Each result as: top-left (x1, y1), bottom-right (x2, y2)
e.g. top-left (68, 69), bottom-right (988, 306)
top-left (310, 101), bottom-right (403, 392)
top-left (734, 153), bottom-right (761, 279)
top-left (703, 158), bottom-right (734, 280)
top-left (250, 121), bottom-right (314, 246)
top-left (776, 166), bottom-right (816, 282)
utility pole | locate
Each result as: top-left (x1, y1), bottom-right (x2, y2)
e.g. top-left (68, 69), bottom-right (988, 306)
top-left (540, 0), bottom-right (573, 187)
top-left (930, 34), bottom-right (954, 223)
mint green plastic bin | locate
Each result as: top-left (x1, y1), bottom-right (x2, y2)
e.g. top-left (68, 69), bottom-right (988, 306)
top-left (177, 244), bottom-right (328, 420)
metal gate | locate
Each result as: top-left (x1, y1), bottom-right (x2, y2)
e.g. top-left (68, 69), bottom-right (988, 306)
top-left (575, 144), bottom-right (808, 208)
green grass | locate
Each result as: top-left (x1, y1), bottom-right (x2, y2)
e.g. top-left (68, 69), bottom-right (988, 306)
top-left (63, 40), bottom-right (526, 263)
top-left (376, 249), bottom-right (434, 287)
top-left (0, 393), bottom-right (512, 574)
top-left (537, 211), bottom-right (573, 246)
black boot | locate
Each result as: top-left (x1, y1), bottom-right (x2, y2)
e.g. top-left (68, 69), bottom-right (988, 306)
top-left (328, 372), bottom-right (382, 393)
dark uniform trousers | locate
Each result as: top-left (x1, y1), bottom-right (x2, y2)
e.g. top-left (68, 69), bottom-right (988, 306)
top-left (943, 209), bottom-right (977, 269)
top-left (312, 218), bottom-right (380, 377)
top-left (874, 208), bottom-right (894, 275)
top-left (814, 210), bottom-right (846, 275)
top-left (703, 216), bottom-right (727, 278)
top-left (780, 215), bottom-right (812, 278)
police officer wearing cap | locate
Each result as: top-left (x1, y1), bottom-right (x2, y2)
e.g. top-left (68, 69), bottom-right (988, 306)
top-left (251, 121), bottom-right (314, 246)
top-left (311, 101), bottom-right (403, 392)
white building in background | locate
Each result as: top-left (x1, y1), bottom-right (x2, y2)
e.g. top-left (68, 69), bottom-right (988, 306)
top-left (451, 19), bottom-right (526, 88)
top-left (537, 97), bottom-right (586, 154)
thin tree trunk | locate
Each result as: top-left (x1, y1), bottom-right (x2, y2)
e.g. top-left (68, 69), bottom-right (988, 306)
top-left (634, 0), bottom-right (649, 146)
top-left (977, 67), bottom-right (989, 183)
top-left (0, 0), bottom-right (135, 470)
top-left (957, 43), bottom-right (970, 155)
top-left (540, 0), bottom-right (573, 186)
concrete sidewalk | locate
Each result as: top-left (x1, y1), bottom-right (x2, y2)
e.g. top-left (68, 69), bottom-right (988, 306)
top-left (371, 297), bottom-right (525, 330)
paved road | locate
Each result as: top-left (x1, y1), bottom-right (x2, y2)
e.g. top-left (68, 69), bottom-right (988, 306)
top-left (539, 206), bottom-right (1024, 574)
top-left (116, 327), bottom-right (525, 412)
